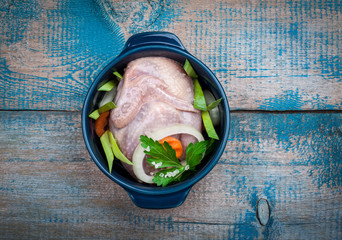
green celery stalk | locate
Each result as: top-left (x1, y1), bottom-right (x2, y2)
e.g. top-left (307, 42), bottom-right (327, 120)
top-left (88, 101), bottom-right (115, 120)
top-left (98, 80), bottom-right (117, 91)
top-left (108, 131), bottom-right (133, 165)
top-left (193, 79), bottom-right (207, 111)
top-left (100, 130), bottom-right (114, 173)
top-left (98, 101), bottom-right (116, 114)
top-left (113, 71), bottom-right (123, 79)
top-left (88, 110), bottom-right (100, 120)
top-left (184, 59), bottom-right (198, 79)
top-left (202, 111), bottom-right (219, 140)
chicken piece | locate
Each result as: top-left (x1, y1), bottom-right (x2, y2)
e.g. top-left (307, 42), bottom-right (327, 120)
top-left (112, 57), bottom-right (197, 128)
top-left (109, 57), bottom-right (202, 180)
top-left (109, 100), bottom-right (181, 179)
top-left (112, 75), bottom-right (196, 128)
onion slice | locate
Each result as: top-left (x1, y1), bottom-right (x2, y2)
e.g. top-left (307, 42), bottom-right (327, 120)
top-left (132, 123), bottom-right (204, 184)
top-left (99, 87), bottom-right (117, 108)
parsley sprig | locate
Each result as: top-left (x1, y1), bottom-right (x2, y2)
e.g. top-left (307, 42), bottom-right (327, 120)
top-left (140, 135), bottom-right (213, 187)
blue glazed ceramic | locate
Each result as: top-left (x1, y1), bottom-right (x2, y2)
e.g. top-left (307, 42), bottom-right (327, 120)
top-left (82, 32), bottom-right (230, 209)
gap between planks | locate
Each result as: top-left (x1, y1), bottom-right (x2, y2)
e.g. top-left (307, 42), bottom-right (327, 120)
top-left (1, 109), bottom-right (342, 114)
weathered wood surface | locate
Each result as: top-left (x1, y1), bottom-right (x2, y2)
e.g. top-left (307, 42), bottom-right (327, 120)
top-left (0, 0), bottom-right (341, 111)
top-left (1, 0), bottom-right (342, 239)
top-left (1, 111), bottom-right (341, 239)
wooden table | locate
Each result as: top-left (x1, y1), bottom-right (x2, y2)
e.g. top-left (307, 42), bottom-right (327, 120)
top-left (1, 0), bottom-right (341, 239)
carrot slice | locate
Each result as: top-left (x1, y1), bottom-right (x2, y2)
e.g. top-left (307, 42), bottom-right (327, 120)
top-left (95, 111), bottom-right (110, 137)
top-left (159, 136), bottom-right (183, 159)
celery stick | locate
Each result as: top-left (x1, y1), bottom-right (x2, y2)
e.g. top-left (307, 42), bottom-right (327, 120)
top-left (89, 101), bottom-right (115, 120)
top-left (113, 71), bottom-right (123, 79)
top-left (184, 59), bottom-right (198, 79)
top-left (202, 111), bottom-right (219, 140)
top-left (98, 80), bottom-right (116, 91)
top-left (88, 110), bottom-right (100, 120)
top-left (108, 131), bottom-right (133, 165)
top-left (100, 130), bottom-right (114, 173)
top-left (193, 79), bottom-right (207, 111)
top-left (98, 101), bottom-right (116, 114)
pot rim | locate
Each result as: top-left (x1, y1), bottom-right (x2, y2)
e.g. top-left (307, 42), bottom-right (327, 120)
top-left (81, 32), bottom-right (230, 196)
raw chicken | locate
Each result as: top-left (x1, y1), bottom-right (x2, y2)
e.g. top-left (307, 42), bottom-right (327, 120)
top-left (109, 57), bottom-right (202, 180)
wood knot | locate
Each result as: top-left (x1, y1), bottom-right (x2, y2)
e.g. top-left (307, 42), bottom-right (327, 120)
top-left (256, 198), bottom-right (270, 226)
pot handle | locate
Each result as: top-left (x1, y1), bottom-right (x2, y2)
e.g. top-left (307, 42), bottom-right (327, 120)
top-left (125, 187), bottom-right (192, 209)
top-left (121, 32), bottom-right (187, 54)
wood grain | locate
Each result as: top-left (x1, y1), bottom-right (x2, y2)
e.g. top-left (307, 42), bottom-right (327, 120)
top-left (99, 0), bottom-right (342, 110)
top-left (1, 111), bottom-right (341, 239)
top-left (1, 0), bottom-right (341, 239)
top-left (0, 0), bottom-right (125, 111)
top-left (0, 0), bottom-right (341, 111)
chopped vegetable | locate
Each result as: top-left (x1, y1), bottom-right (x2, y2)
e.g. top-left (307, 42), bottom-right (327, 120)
top-left (90, 58), bottom-right (223, 186)
top-left (113, 71), bottom-right (123, 79)
top-left (203, 89), bottom-right (221, 126)
top-left (98, 80), bottom-right (117, 91)
top-left (159, 136), bottom-right (183, 159)
top-left (207, 98), bottom-right (222, 111)
top-left (95, 111), bottom-right (110, 137)
top-left (99, 87), bottom-right (117, 108)
top-left (89, 102), bottom-right (116, 122)
top-left (193, 79), bottom-right (207, 111)
top-left (140, 135), bottom-right (211, 187)
top-left (132, 141), bottom-right (154, 184)
top-left (98, 101), bottom-right (116, 114)
top-left (194, 79), bottom-right (220, 139)
top-left (99, 130), bottom-right (133, 173)
top-left (183, 59), bottom-right (222, 139)
top-left (132, 124), bottom-right (204, 184)
top-left (202, 111), bottom-right (219, 140)
top-left (88, 109), bottom-right (100, 120)
top-left (108, 131), bottom-right (133, 165)
top-left (100, 130), bottom-right (114, 173)
top-left (183, 59), bottom-right (198, 79)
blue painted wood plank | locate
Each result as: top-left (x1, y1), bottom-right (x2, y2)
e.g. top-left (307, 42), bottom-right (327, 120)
top-left (0, 0), bottom-right (341, 111)
top-left (0, 0), bottom-right (125, 111)
top-left (99, 0), bottom-right (342, 111)
top-left (1, 0), bottom-right (341, 238)
top-left (1, 111), bottom-right (341, 239)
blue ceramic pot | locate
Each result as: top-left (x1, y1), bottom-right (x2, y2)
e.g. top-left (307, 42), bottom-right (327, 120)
top-left (82, 32), bottom-right (230, 209)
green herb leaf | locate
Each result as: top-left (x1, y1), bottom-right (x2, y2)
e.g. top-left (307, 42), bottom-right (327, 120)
top-left (140, 135), bottom-right (182, 169)
top-left (186, 140), bottom-right (210, 170)
top-left (204, 138), bottom-right (216, 157)
top-left (152, 166), bottom-right (185, 187)
top-left (140, 135), bottom-right (214, 187)
top-left (207, 98), bottom-right (222, 111)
